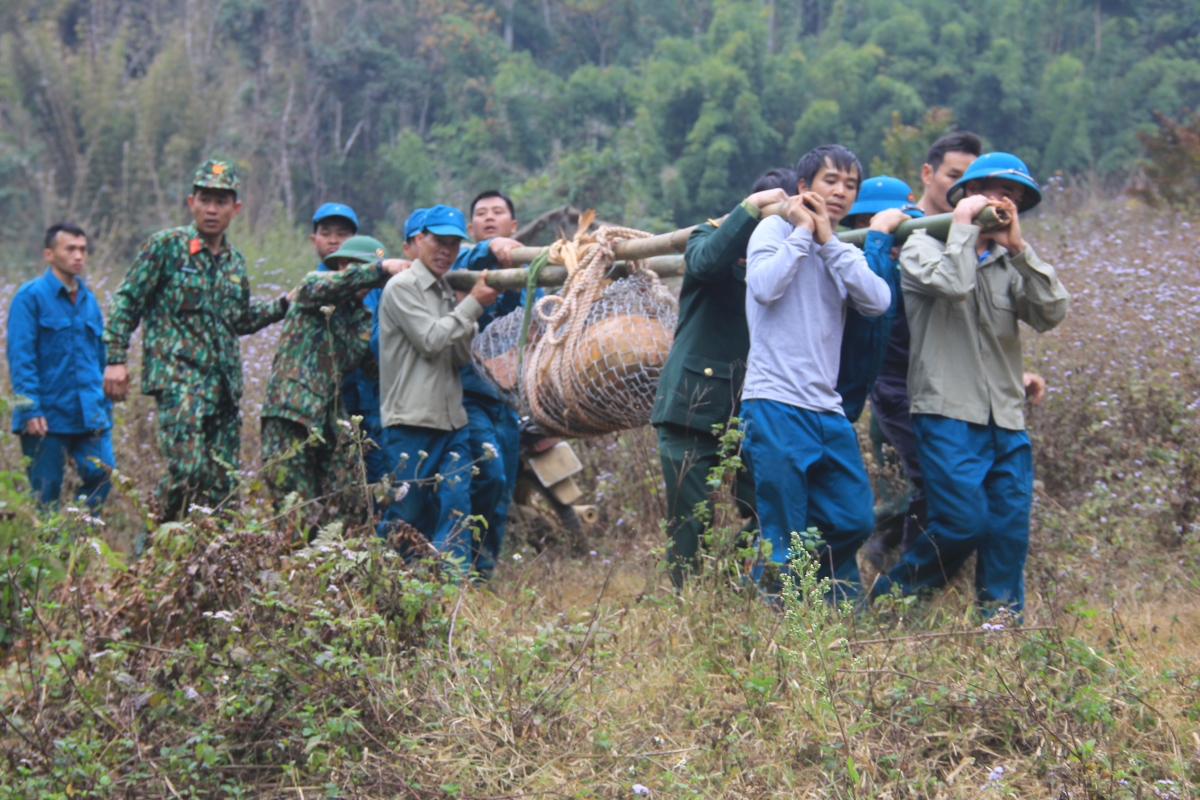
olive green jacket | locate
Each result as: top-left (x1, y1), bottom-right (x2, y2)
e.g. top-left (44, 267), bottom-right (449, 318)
top-left (901, 223), bottom-right (1069, 431)
top-left (651, 201), bottom-right (760, 434)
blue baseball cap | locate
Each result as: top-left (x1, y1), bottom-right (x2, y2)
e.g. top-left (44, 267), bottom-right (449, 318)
top-left (312, 202), bottom-right (359, 231)
top-left (420, 204), bottom-right (469, 239)
top-left (403, 208), bottom-right (429, 241)
top-left (947, 152), bottom-right (1042, 212)
top-left (847, 175), bottom-right (924, 218)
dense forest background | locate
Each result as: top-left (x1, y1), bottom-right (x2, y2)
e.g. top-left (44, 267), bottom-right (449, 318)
top-left (0, 0), bottom-right (1197, 266)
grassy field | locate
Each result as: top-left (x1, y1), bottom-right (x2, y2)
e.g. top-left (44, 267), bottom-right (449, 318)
top-left (0, 200), bottom-right (1197, 798)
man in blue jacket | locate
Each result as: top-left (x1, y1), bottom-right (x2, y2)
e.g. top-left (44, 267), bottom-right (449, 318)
top-left (450, 191), bottom-right (523, 579)
top-left (7, 223), bottom-right (113, 509)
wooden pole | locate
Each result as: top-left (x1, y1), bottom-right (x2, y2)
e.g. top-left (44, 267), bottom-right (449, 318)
top-left (446, 206), bottom-right (1009, 292)
top-left (444, 255), bottom-right (685, 292)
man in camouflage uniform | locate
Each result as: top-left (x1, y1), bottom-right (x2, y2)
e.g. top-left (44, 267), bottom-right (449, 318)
top-left (260, 236), bottom-right (406, 515)
top-left (103, 159), bottom-right (291, 520)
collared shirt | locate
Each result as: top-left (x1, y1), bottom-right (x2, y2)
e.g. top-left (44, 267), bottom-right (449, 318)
top-left (743, 216), bottom-right (891, 414)
top-left (378, 259), bottom-right (483, 431)
top-left (103, 223), bottom-right (286, 402)
top-left (901, 223), bottom-right (1070, 430)
top-left (6, 269), bottom-right (111, 433)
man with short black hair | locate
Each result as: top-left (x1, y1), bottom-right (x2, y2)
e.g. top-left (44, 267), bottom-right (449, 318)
top-left (651, 169), bottom-right (790, 585)
top-left (451, 191), bottom-right (525, 578)
top-left (103, 158), bottom-right (290, 521)
top-left (859, 132), bottom-right (983, 569)
top-left (310, 203), bottom-right (359, 266)
top-left (742, 144), bottom-right (891, 601)
top-left (7, 223), bottom-right (113, 509)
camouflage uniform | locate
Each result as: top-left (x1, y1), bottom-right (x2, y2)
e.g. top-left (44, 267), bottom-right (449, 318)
top-left (260, 239), bottom-right (390, 516)
top-left (103, 160), bottom-right (287, 520)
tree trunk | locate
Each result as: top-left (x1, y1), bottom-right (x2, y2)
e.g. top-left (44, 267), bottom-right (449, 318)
top-left (505, 0), bottom-right (515, 48)
top-left (767, 0), bottom-right (776, 53)
top-left (1094, 1), bottom-right (1102, 58)
top-left (279, 77), bottom-right (295, 223)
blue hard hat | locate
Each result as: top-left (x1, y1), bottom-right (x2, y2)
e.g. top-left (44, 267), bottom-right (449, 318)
top-left (847, 175), bottom-right (924, 218)
top-left (312, 202), bottom-right (359, 231)
top-left (420, 204), bottom-right (469, 239)
top-left (403, 208), bottom-right (429, 241)
top-left (947, 152), bottom-right (1042, 212)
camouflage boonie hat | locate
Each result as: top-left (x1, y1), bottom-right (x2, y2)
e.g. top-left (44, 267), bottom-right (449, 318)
top-left (193, 158), bottom-right (240, 193)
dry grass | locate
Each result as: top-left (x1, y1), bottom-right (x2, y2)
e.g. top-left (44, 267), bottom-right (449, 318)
top-left (0, 200), bottom-right (1198, 798)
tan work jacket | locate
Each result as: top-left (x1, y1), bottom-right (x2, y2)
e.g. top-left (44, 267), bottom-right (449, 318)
top-left (378, 259), bottom-right (483, 431)
top-left (900, 223), bottom-right (1069, 431)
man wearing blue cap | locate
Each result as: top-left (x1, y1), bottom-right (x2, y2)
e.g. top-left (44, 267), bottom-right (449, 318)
top-left (870, 153), bottom-right (1070, 616)
top-left (311, 203), bottom-right (359, 265)
top-left (376, 204), bottom-right (499, 573)
top-left (344, 208), bottom-right (429, 487)
top-left (837, 175), bottom-right (923, 423)
top-left (859, 133), bottom-right (981, 571)
top-left (402, 208), bottom-right (429, 258)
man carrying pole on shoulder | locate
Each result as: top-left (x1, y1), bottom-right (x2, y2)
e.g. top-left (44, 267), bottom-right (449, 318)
top-left (103, 158), bottom-right (290, 521)
top-left (859, 132), bottom-right (981, 569)
top-left (741, 144), bottom-right (891, 603)
top-left (260, 235), bottom-right (408, 520)
top-left (651, 170), bottom-right (791, 586)
top-left (350, 209), bottom-right (430, 487)
top-left (377, 205), bottom-right (498, 575)
top-left (870, 153), bottom-right (1069, 617)
top-left (450, 191), bottom-right (524, 580)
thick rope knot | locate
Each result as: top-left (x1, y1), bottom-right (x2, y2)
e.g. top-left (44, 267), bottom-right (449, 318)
top-left (468, 213), bottom-right (678, 438)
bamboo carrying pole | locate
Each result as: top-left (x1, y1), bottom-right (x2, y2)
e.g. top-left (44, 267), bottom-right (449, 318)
top-left (443, 205), bottom-right (1009, 292)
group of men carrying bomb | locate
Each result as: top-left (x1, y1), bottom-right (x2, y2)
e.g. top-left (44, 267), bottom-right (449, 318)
top-left (653, 132), bottom-right (1068, 614)
top-left (8, 130), bottom-right (1068, 614)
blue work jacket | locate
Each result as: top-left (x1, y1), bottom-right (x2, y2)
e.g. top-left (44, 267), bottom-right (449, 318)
top-left (450, 240), bottom-right (539, 403)
top-left (7, 269), bottom-right (112, 433)
top-left (836, 230), bottom-right (901, 422)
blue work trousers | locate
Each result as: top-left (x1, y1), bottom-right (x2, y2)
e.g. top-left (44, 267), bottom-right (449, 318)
top-left (463, 394), bottom-right (520, 574)
top-left (873, 414), bottom-right (1032, 615)
top-left (869, 374), bottom-right (927, 552)
top-left (742, 399), bottom-right (875, 600)
top-left (378, 424), bottom-right (473, 569)
top-left (21, 430), bottom-right (113, 509)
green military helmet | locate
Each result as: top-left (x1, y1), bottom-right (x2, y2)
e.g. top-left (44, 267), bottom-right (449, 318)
top-left (193, 158), bottom-right (240, 193)
top-left (322, 235), bottom-right (388, 268)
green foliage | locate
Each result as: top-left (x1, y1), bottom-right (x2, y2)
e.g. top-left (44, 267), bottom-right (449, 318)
top-left (0, 0), bottom-right (1197, 270)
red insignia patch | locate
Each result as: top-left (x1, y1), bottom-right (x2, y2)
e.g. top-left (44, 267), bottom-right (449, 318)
top-left (189, 237), bottom-right (203, 255)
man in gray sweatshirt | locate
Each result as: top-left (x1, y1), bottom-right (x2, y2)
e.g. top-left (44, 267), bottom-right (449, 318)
top-left (741, 145), bottom-right (892, 601)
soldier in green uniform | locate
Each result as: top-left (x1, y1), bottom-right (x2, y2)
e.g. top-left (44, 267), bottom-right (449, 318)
top-left (103, 159), bottom-right (291, 520)
top-left (260, 236), bottom-right (406, 515)
top-left (650, 174), bottom-right (790, 585)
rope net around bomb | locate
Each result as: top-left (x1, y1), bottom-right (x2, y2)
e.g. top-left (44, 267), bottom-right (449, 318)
top-left (471, 218), bottom-right (678, 438)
